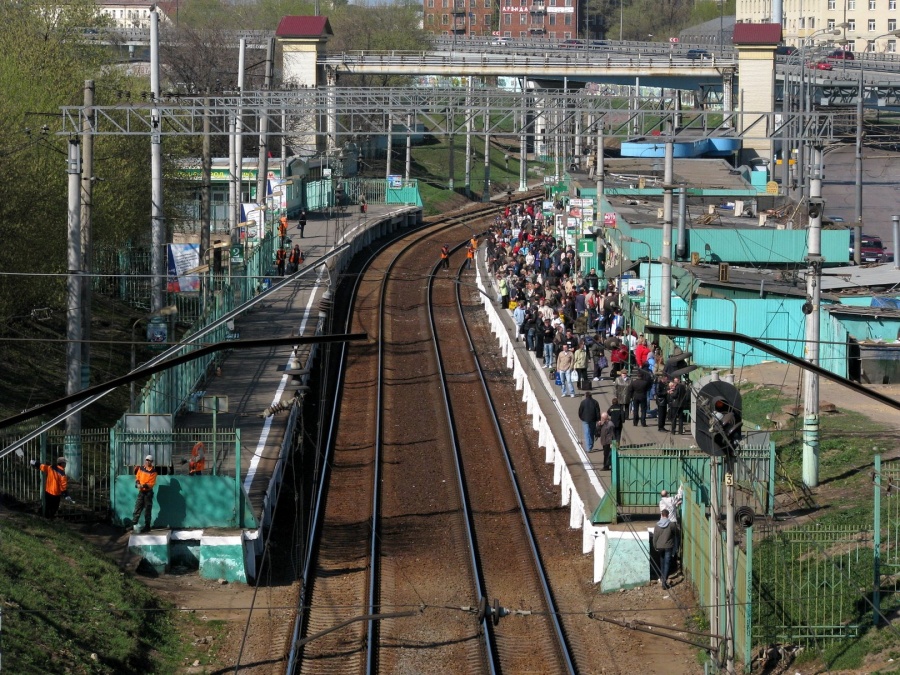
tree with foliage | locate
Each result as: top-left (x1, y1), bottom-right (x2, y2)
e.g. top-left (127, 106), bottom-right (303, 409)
top-left (0, 0), bottom-right (154, 321)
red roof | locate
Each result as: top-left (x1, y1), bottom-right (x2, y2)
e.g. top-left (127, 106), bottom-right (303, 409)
top-left (732, 23), bottom-right (782, 45)
top-left (276, 16), bottom-right (333, 38)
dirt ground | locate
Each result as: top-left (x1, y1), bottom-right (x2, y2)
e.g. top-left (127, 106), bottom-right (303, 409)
top-left (78, 362), bottom-right (900, 674)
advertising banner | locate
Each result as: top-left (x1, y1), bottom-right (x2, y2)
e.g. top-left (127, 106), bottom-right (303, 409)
top-left (166, 243), bottom-right (200, 293)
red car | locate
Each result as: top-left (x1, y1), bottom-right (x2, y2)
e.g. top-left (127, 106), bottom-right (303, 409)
top-left (807, 60), bottom-right (833, 70)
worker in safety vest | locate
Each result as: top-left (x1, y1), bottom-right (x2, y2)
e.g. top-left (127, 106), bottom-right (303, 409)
top-left (278, 215), bottom-right (288, 241)
top-left (466, 245), bottom-right (475, 269)
top-left (288, 245), bottom-right (303, 273)
top-left (188, 442), bottom-right (206, 476)
top-left (275, 247), bottom-right (287, 276)
top-left (440, 244), bottom-right (450, 270)
top-left (30, 456), bottom-right (73, 518)
top-left (132, 455), bottom-right (158, 533)
top-left (470, 235), bottom-right (478, 250)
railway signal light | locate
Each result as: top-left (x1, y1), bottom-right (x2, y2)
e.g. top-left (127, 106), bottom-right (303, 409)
top-left (692, 376), bottom-right (742, 456)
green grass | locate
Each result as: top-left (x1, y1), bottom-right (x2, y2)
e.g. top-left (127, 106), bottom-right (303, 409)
top-left (0, 513), bottom-right (205, 673)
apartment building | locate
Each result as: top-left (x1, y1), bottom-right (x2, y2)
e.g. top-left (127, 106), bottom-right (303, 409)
top-left (423, 0), bottom-right (496, 37)
top-left (738, 0), bottom-right (900, 52)
top-left (422, 0), bottom-right (578, 40)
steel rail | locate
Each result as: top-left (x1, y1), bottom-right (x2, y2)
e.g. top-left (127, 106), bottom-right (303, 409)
top-left (366, 201), bottom-right (518, 672)
top-left (446, 254), bottom-right (577, 672)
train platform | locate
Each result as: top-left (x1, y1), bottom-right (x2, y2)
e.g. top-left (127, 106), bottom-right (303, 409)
top-left (127, 203), bottom-right (422, 581)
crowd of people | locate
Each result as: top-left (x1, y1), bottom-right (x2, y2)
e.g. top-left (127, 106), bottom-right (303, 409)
top-left (482, 199), bottom-right (694, 457)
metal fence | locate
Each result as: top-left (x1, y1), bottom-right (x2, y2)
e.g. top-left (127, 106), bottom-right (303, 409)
top-left (0, 428), bottom-right (110, 518)
top-left (111, 427), bottom-right (239, 478)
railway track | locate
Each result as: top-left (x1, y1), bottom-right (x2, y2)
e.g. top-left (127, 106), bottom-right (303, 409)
top-left (295, 195), bottom-right (576, 673)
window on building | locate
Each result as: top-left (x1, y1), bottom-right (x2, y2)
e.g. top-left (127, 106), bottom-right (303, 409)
top-left (848, 0), bottom-right (856, 9)
top-left (442, 13), bottom-right (449, 23)
top-left (549, 13), bottom-right (556, 24)
top-left (828, 0), bottom-right (836, 8)
top-left (870, 0), bottom-right (877, 8)
top-left (889, 39), bottom-right (897, 51)
top-left (505, 13), bottom-right (512, 23)
top-left (564, 13), bottom-right (571, 23)
top-left (799, 17), bottom-right (805, 28)
top-left (891, 0), bottom-right (897, 10)
top-left (564, 0), bottom-right (572, 5)
top-left (428, 0), bottom-right (434, 7)
top-left (849, 19), bottom-right (856, 30)
top-left (890, 18), bottom-right (897, 29)
top-left (427, 14), bottom-right (435, 23)
top-left (484, 0), bottom-right (491, 7)
top-left (869, 18), bottom-right (876, 30)
top-left (809, 16), bottom-right (815, 28)
top-left (828, 19), bottom-right (836, 29)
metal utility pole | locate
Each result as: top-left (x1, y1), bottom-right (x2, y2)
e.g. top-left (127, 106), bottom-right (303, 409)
top-left (519, 79), bottom-right (528, 192)
top-left (150, 8), bottom-right (164, 313)
top-left (65, 138), bottom-right (83, 475)
top-left (406, 112), bottom-right (412, 181)
top-left (201, 91), bottom-right (211, 259)
top-left (854, 64), bottom-right (864, 264)
top-left (596, 119), bottom-right (604, 232)
top-left (79, 80), bottom-right (94, 405)
top-left (709, 454), bottom-right (722, 662)
top-left (660, 119), bottom-right (674, 326)
top-left (893, 215), bottom-right (900, 270)
top-left (235, 39), bottom-right (246, 233)
top-left (386, 112), bottom-right (393, 179)
top-left (465, 77), bottom-right (473, 197)
top-left (803, 145), bottom-right (824, 487)
top-left (256, 38), bottom-right (275, 236)
top-left (724, 450), bottom-right (736, 674)
top-left (482, 96), bottom-right (490, 202)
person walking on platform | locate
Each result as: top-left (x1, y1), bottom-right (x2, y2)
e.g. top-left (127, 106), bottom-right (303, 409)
top-left (466, 244), bottom-right (475, 269)
top-left (668, 378), bottom-right (689, 434)
top-left (298, 210), bottom-right (307, 238)
top-left (597, 412), bottom-right (615, 470)
top-left (578, 391), bottom-right (601, 453)
top-left (655, 373), bottom-right (670, 431)
top-left (573, 340), bottom-right (589, 390)
top-left (288, 244), bottom-right (303, 273)
top-left (278, 215), bottom-right (288, 243)
top-left (132, 455), bottom-right (158, 533)
top-left (627, 368), bottom-right (651, 427)
top-left (540, 319), bottom-right (556, 369)
top-left (275, 247), bottom-right (286, 276)
top-left (607, 397), bottom-right (626, 444)
top-left (29, 456), bottom-right (73, 518)
top-left (440, 244), bottom-right (450, 270)
top-left (556, 343), bottom-right (576, 397)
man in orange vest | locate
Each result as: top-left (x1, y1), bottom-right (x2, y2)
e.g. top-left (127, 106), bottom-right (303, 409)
top-left (466, 245), bottom-right (475, 269)
top-left (132, 455), bottom-right (158, 533)
top-left (278, 215), bottom-right (288, 241)
top-left (288, 245), bottom-right (303, 273)
top-left (275, 247), bottom-right (287, 276)
top-left (188, 442), bottom-right (206, 476)
top-left (440, 244), bottom-right (450, 270)
top-left (30, 456), bottom-right (73, 518)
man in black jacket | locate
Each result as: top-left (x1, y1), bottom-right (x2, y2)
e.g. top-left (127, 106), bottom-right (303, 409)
top-left (607, 397), bottom-right (626, 444)
top-left (577, 391), bottom-right (602, 453)
top-left (626, 369), bottom-right (651, 427)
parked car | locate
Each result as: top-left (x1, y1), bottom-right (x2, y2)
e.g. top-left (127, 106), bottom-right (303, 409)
top-left (849, 232), bottom-right (892, 263)
top-left (826, 215), bottom-right (846, 223)
top-left (807, 60), bottom-right (833, 70)
top-left (775, 45), bottom-right (798, 56)
top-left (686, 49), bottom-right (712, 60)
top-left (828, 49), bottom-right (855, 60)
top-left (491, 37), bottom-right (512, 46)
top-left (559, 39), bottom-right (582, 49)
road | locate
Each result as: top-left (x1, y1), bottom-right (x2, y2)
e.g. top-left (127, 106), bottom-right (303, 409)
top-left (821, 144), bottom-right (900, 249)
